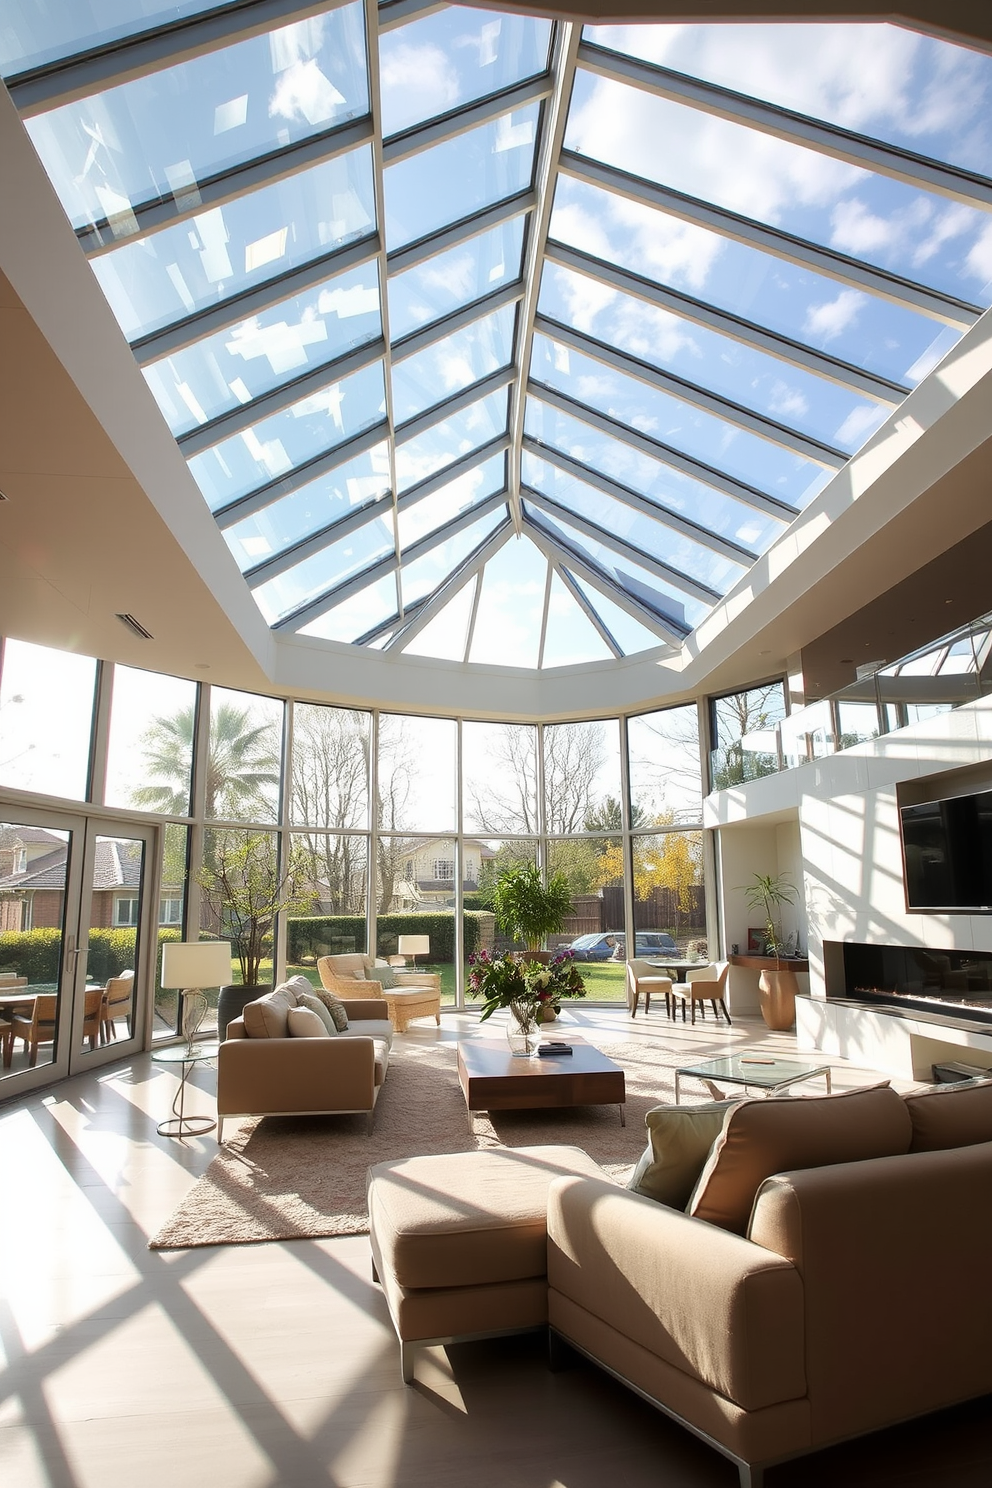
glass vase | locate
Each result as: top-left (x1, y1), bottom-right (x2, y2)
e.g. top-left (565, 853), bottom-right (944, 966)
top-left (506, 1001), bottom-right (540, 1056)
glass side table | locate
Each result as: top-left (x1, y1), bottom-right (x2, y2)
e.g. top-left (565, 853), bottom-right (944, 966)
top-left (152, 1041), bottom-right (219, 1138)
top-left (674, 1054), bottom-right (832, 1104)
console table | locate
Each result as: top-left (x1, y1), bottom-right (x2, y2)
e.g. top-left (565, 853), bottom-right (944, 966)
top-left (729, 956), bottom-right (809, 1031)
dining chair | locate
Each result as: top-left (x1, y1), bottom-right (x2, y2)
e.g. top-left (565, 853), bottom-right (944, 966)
top-left (0, 1015), bottom-right (12, 1069)
top-left (101, 970), bottom-right (135, 1043)
top-left (626, 958), bottom-right (675, 1019)
top-left (670, 961), bottom-right (732, 1025)
top-left (10, 994), bottom-right (58, 1067)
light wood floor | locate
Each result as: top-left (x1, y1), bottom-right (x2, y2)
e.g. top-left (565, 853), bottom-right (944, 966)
top-left (0, 1009), bottom-right (989, 1488)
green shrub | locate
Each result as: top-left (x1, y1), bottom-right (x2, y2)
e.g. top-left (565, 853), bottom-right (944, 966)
top-left (286, 911), bottom-right (494, 965)
top-left (0, 925), bottom-right (184, 986)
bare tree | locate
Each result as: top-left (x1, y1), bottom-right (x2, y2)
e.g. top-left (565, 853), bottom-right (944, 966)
top-left (544, 722), bottom-right (607, 834)
top-left (468, 722), bottom-right (609, 836)
top-left (466, 725), bottom-right (538, 835)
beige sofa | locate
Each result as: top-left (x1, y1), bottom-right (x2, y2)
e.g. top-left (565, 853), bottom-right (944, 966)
top-left (546, 1080), bottom-right (992, 1488)
top-left (217, 977), bottom-right (394, 1140)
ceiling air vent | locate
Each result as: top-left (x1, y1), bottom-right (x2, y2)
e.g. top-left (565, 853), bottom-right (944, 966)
top-left (116, 612), bottom-right (153, 640)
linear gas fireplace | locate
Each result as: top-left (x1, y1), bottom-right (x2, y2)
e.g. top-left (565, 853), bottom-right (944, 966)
top-left (827, 941), bottom-right (992, 1027)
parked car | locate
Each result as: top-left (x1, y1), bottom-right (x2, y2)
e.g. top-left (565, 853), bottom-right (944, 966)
top-left (612, 933), bottom-right (682, 960)
top-left (566, 933), bottom-right (622, 961)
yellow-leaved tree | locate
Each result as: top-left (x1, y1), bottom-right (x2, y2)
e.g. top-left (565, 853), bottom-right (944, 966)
top-left (594, 814), bottom-right (701, 939)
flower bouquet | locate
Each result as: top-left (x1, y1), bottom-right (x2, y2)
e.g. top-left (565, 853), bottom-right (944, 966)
top-left (469, 948), bottom-right (586, 1054)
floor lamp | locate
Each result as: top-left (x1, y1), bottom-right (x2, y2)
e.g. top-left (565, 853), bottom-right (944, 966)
top-left (397, 934), bottom-right (430, 970)
top-left (161, 941), bottom-right (232, 1052)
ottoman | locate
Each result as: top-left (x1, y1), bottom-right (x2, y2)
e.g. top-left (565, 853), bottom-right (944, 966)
top-left (368, 1144), bottom-right (610, 1381)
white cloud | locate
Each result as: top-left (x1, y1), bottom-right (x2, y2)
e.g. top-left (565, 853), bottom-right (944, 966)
top-left (965, 220), bottom-right (992, 286)
top-left (829, 198), bottom-right (902, 255)
top-left (379, 43), bottom-right (460, 126)
top-left (768, 381), bottom-right (810, 420)
top-left (834, 402), bottom-right (886, 448)
top-left (269, 60), bottom-right (344, 127)
top-left (802, 289), bottom-right (866, 342)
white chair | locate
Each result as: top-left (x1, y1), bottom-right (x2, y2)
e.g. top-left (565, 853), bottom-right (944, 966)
top-left (626, 958), bottom-right (674, 1019)
top-left (670, 961), bottom-right (731, 1025)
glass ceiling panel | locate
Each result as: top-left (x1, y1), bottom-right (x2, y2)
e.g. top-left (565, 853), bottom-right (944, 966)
top-left (468, 536), bottom-right (546, 668)
top-left (538, 262), bottom-right (887, 454)
top-left (388, 215), bottom-right (525, 340)
top-left (530, 331), bottom-right (831, 508)
top-left (549, 174), bottom-right (959, 388)
top-left (91, 148), bottom-right (376, 342)
top-left (568, 571), bottom-right (670, 655)
top-left (397, 452), bottom-right (505, 550)
top-left (524, 396), bottom-right (786, 555)
top-left (0, 0), bottom-right (231, 75)
top-left (299, 573), bottom-right (398, 643)
top-left (383, 103), bottom-right (539, 250)
top-left (27, 6), bottom-right (369, 233)
top-left (401, 508), bottom-right (507, 607)
top-left (379, 7), bottom-right (551, 137)
top-left (565, 69), bottom-right (992, 307)
top-left (522, 450), bottom-right (746, 594)
top-left (391, 302), bottom-right (515, 424)
top-left (223, 441), bottom-right (390, 572)
top-left (395, 388), bottom-right (508, 493)
top-left (144, 261), bottom-right (381, 435)
top-left (188, 359), bottom-right (386, 511)
top-left (252, 511), bottom-right (396, 625)
top-left (542, 572), bottom-right (614, 666)
top-left (589, 23), bottom-right (992, 179)
top-left (525, 502), bottom-right (706, 631)
top-left (402, 578), bottom-right (477, 661)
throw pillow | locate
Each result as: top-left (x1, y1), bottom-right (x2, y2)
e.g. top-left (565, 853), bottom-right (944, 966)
top-left (242, 983), bottom-right (298, 1039)
top-left (688, 1082), bottom-right (912, 1235)
top-left (287, 1005), bottom-right (331, 1038)
top-left (308, 984), bottom-right (350, 1031)
top-left (903, 1078), bottom-right (992, 1152)
top-left (366, 964), bottom-right (399, 990)
top-left (627, 1100), bottom-right (740, 1209)
top-left (297, 991), bottom-right (337, 1035)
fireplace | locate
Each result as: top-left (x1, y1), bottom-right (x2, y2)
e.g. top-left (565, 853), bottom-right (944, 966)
top-left (827, 941), bottom-right (992, 1028)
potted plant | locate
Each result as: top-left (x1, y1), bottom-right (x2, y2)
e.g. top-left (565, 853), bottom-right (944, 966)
top-left (490, 862), bottom-right (573, 962)
top-left (469, 948), bottom-right (586, 1054)
top-left (742, 872), bottom-right (798, 958)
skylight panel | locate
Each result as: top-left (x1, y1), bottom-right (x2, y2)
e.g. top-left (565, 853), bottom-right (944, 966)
top-left (538, 262), bottom-right (888, 454)
top-left (143, 262), bottom-right (381, 435)
top-left (383, 103), bottom-right (539, 251)
top-left (401, 508), bottom-right (507, 607)
top-left (468, 537), bottom-right (547, 668)
top-left (379, 8), bottom-right (551, 137)
top-left (530, 332), bottom-right (831, 509)
top-left (549, 174), bottom-right (961, 388)
top-left (541, 573), bottom-right (614, 667)
top-left (395, 388), bottom-right (508, 493)
top-left (402, 579), bottom-right (478, 661)
top-left (222, 442), bottom-right (390, 572)
top-left (391, 302), bottom-right (516, 424)
top-left (299, 573), bottom-right (398, 642)
top-left (0, 0), bottom-right (231, 75)
top-left (387, 215), bottom-right (525, 340)
top-left (187, 360), bottom-right (386, 512)
top-left (251, 510), bottom-right (396, 625)
top-left (524, 396), bottom-right (787, 555)
top-left (522, 450), bottom-right (747, 594)
top-left (91, 149), bottom-right (376, 342)
top-left (566, 572), bottom-right (671, 656)
top-left (588, 22), bottom-right (992, 179)
top-left (565, 69), bottom-right (992, 307)
top-left (27, 5), bottom-right (369, 233)
top-left (397, 452), bottom-right (505, 549)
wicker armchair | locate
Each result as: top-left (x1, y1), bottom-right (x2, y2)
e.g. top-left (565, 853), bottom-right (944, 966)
top-left (317, 953), bottom-right (442, 1033)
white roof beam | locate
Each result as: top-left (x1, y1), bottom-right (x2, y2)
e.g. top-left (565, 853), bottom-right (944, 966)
top-left (525, 521), bottom-right (683, 647)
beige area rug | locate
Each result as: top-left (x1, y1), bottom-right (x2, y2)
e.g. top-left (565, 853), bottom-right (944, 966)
top-left (149, 1034), bottom-right (684, 1249)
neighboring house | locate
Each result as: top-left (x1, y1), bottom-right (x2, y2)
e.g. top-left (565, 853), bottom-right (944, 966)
top-left (0, 828), bottom-right (181, 931)
top-left (390, 839), bottom-right (495, 910)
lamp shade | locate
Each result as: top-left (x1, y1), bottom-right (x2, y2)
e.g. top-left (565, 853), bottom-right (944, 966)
top-left (397, 934), bottom-right (430, 956)
top-left (160, 940), bottom-right (232, 989)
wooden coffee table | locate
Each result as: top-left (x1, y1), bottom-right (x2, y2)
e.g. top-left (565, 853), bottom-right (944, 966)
top-left (457, 1036), bottom-right (626, 1126)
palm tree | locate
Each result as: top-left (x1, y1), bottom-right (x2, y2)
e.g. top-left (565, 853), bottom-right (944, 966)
top-left (132, 703), bottom-right (280, 819)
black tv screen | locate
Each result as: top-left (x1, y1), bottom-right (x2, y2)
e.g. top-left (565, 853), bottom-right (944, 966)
top-left (900, 791), bottom-right (992, 912)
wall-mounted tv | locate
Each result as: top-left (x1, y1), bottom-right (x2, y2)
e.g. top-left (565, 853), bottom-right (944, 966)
top-left (900, 790), bottom-right (992, 912)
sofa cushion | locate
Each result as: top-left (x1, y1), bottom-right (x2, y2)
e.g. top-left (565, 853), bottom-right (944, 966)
top-left (689, 1082), bottom-right (912, 1235)
top-left (286, 1005), bottom-right (331, 1038)
top-left (368, 1146), bottom-right (609, 1291)
top-left (296, 991), bottom-right (337, 1035)
top-left (339, 1018), bottom-right (394, 1046)
top-left (242, 983), bottom-right (299, 1039)
top-left (903, 1078), bottom-right (992, 1151)
top-left (371, 1038), bottom-right (389, 1086)
top-left (627, 1100), bottom-right (740, 1208)
top-left (308, 985), bottom-right (350, 1030)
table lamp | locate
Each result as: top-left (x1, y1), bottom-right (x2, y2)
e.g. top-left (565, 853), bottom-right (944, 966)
top-left (161, 940), bottom-right (232, 1051)
top-left (397, 934), bottom-right (430, 969)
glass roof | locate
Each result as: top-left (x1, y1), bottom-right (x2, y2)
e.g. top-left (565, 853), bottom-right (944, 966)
top-left (5, 2), bottom-right (991, 670)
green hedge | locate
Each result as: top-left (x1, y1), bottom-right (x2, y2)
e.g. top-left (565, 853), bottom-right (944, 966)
top-left (287, 911), bottom-right (494, 965)
top-left (0, 926), bottom-right (184, 984)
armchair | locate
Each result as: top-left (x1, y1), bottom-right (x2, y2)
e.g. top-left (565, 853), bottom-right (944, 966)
top-left (317, 953), bottom-right (442, 1033)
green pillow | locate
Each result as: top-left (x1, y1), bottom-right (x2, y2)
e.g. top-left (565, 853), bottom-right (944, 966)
top-left (308, 985), bottom-right (350, 1031)
top-left (367, 964), bottom-right (399, 990)
top-left (627, 1100), bottom-right (738, 1209)
top-left (297, 991), bottom-right (337, 1035)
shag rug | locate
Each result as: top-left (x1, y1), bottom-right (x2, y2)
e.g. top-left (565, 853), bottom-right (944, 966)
top-left (149, 1033), bottom-right (683, 1249)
